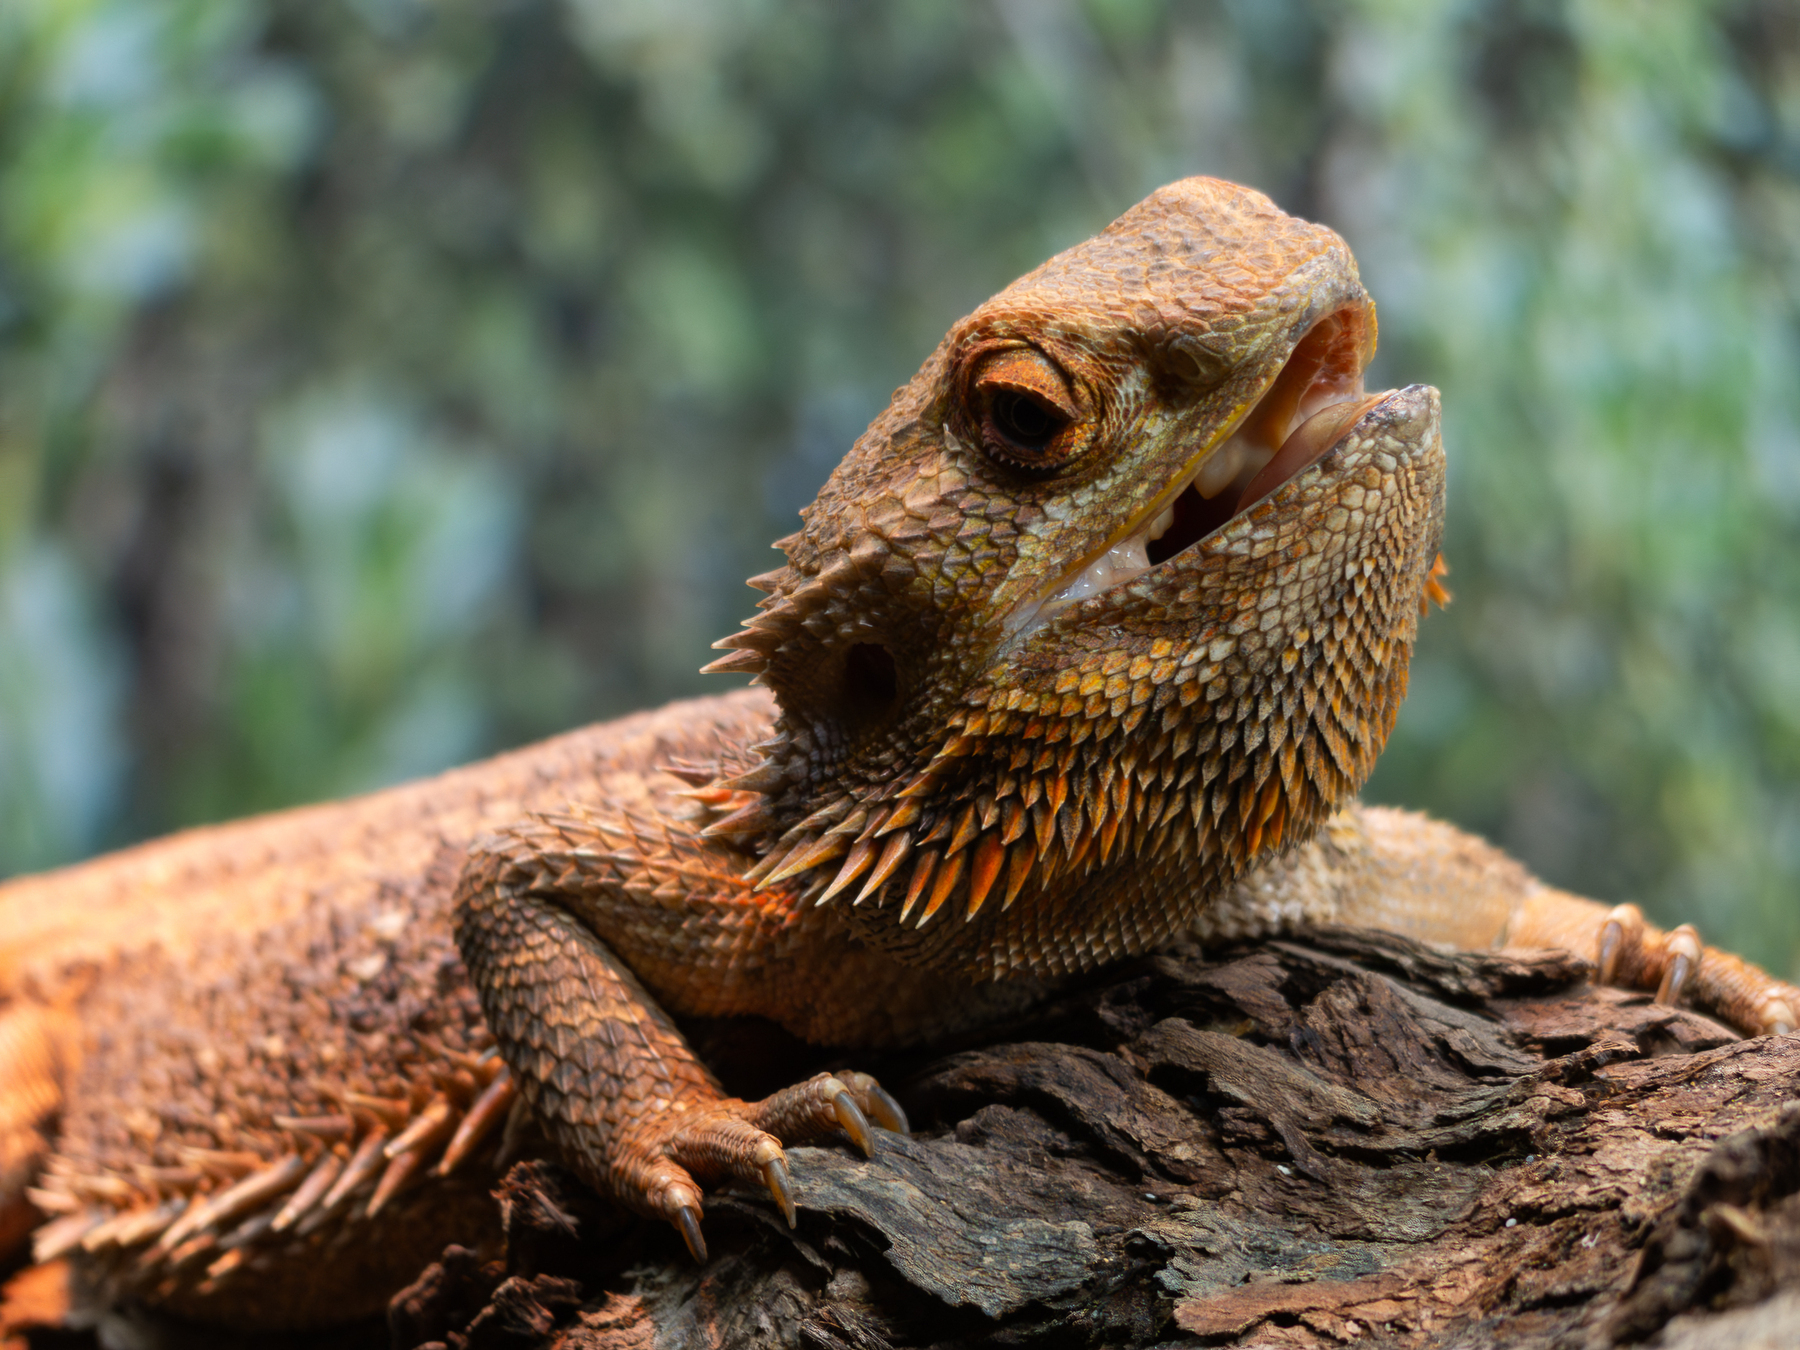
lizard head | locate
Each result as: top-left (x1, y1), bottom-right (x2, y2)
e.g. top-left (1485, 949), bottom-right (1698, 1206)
top-left (702, 177), bottom-right (1446, 981)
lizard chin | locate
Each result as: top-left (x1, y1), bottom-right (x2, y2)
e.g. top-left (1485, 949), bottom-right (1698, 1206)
top-left (1009, 308), bottom-right (1383, 640)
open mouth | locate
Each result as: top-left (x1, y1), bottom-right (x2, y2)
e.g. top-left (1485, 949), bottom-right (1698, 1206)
top-left (1010, 306), bottom-right (1381, 636)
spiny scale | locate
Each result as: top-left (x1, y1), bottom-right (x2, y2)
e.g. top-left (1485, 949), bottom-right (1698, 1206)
top-left (696, 397), bottom-right (1439, 985)
top-left (32, 1059), bottom-right (516, 1297)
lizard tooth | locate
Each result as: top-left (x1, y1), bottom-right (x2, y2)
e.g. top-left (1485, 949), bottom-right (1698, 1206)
top-left (1044, 536), bottom-right (1153, 613)
top-left (1193, 433), bottom-right (1271, 499)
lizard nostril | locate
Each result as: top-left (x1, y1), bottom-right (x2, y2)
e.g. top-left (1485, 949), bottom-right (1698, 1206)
top-left (841, 643), bottom-right (898, 721)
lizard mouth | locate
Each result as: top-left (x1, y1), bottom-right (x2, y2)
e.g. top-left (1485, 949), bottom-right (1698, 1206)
top-left (1011, 306), bottom-right (1380, 637)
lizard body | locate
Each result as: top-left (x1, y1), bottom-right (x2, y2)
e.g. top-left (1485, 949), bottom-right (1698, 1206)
top-left (0, 178), bottom-right (1793, 1332)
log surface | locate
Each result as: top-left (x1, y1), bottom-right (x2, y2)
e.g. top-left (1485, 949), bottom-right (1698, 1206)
top-left (383, 928), bottom-right (1800, 1350)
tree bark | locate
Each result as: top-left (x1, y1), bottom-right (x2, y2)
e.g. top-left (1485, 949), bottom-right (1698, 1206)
top-left (389, 927), bottom-right (1800, 1349)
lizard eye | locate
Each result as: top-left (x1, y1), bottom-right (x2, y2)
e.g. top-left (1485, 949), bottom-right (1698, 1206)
top-left (989, 389), bottom-right (1062, 452)
top-left (967, 347), bottom-right (1083, 472)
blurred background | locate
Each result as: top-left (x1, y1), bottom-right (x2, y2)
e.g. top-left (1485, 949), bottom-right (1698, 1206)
top-left (2, 0), bottom-right (1798, 980)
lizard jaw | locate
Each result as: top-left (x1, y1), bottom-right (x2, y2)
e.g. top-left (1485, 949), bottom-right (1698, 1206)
top-left (1009, 307), bottom-right (1378, 639)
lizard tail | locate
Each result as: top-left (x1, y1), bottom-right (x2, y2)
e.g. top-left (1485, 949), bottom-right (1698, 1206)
top-left (0, 1001), bottom-right (77, 1259)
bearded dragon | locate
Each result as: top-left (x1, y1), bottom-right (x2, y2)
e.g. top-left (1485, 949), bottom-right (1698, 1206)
top-left (0, 178), bottom-right (1792, 1333)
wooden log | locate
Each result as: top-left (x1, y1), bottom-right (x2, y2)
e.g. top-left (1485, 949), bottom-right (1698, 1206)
top-left (387, 927), bottom-right (1800, 1349)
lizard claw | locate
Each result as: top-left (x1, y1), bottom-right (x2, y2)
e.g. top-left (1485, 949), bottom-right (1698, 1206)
top-left (1656, 924), bottom-right (1702, 1006)
top-left (834, 1069), bottom-right (909, 1134)
top-left (830, 1082), bottom-right (876, 1158)
top-left (831, 1072), bottom-right (907, 1137)
top-left (675, 1204), bottom-right (708, 1263)
top-left (867, 1084), bottom-right (910, 1135)
top-left (1597, 903), bottom-right (1644, 986)
top-left (761, 1151), bottom-right (796, 1228)
top-left (610, 1068), bottom-right (902, 1252)
top-left (1573, 896), bottom-right (1799, 1035)
top-left (1762, 998), bottom-right (1796, 1037)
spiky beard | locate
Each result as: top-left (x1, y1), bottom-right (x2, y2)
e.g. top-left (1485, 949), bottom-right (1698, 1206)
top-left (696, 387), bottom-right (1445, 985)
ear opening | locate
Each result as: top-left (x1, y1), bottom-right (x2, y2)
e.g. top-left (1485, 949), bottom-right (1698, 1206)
top-left (841, 643), bottom-right (899, 723)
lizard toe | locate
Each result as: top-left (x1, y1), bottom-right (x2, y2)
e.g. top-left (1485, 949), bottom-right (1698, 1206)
top-left (743, 1070), bottom-right (905, 1158)
top-left (761, 1149), bottom-right (797, 1227)
top-left (832, 1082), bottom-right (875, 1157)
top-left (1762, 998), bottom-right (1796, 1037)
top-left (1655, 924), bottom-right (1703, 1007)
top-left (1596, 903), bottom-right (1645, 986)
top-left (609, 1070), bottom-right (904, 1253)
top-left (626, 1158), bottom-right (711, 1260)
top-left (674, 1203), bottom-right (707, 1263)
top-left (1567, 893), bottom-right (1800, 1035)
top-left (836, 1070), bottom-right (910, 1135)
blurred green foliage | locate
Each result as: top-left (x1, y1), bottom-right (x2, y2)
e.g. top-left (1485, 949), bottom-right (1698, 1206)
top-left (1, 0), bottom-right (1797, 979)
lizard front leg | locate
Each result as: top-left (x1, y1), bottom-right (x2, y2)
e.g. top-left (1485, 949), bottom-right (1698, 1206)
top-left (1213, 802), bottom-right (1798, 1037)
top-left (452, 812), bottom-right (905, 1260)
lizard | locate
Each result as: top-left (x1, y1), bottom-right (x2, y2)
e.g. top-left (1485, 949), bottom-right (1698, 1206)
top-left (0, 176), bottom-right (1793, 1334)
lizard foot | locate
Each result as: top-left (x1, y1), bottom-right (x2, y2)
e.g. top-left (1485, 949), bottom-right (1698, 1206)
top-left (1594, 902), bottom-right (1797, 1036)
top-left (612, 1071), bottom-right (906, 1261)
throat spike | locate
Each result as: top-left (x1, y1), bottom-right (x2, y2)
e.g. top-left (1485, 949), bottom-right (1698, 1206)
top-left (699, 649), bottom-right (766, 676)
top-left (759, 834), bottom-right (850, 891)
top-left (818, 839), bottom-right (877, 904)
top-left (964, 836), bottom-right (1006, 920)
top-left (898, 850), bottom-right (940, 923)
top-left (918, 852), bottom-right (965, 925)
top-left (1001, 845), bottom-right (1035, 910)
top-left (856, 832), bottom-right (913, 905)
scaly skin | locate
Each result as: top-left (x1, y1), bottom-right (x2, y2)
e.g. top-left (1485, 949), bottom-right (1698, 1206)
top-left (0, 178), bottom-right (1791, 1331)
